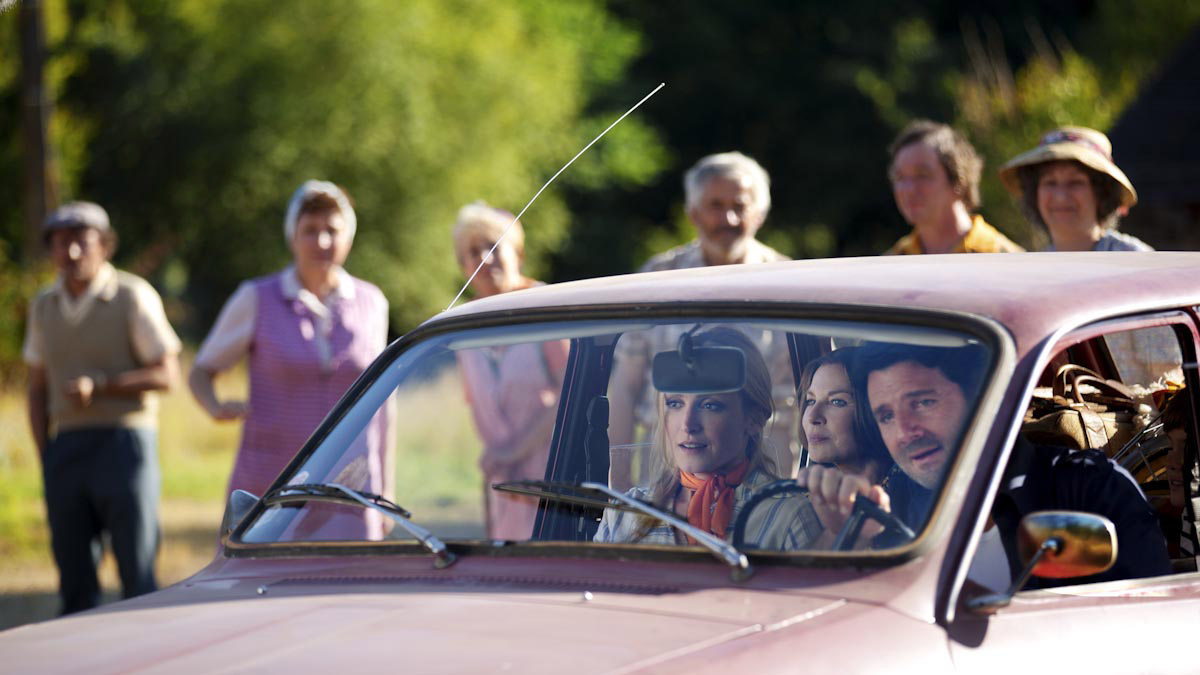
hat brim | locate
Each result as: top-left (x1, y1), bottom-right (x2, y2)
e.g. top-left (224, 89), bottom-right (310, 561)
top-left (998, 144), bottom-right (1137, 208)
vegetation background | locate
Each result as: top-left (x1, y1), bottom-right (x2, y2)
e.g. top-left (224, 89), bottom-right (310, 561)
top-left (2, 0), bottom-right (1199, 627)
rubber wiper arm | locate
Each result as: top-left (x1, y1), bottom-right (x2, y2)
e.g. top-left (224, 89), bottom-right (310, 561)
top-left (262, 482), bottom-right (456, 569)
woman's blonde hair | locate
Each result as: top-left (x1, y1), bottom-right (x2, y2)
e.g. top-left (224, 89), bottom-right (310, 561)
top-left (451, 201), bottom-right (524, 266)
top-left (631, 326), bottom-right (778, 538)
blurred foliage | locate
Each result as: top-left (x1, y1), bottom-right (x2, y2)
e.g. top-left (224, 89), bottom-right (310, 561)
top-left (953, 1), bottom-right (1200, 249)
top-left (556, 1), bottom-right (1200, 276)
top-left (3, 0), bottom-right (1199, 354)
top-left (0, 243), bottom-right (50, 387)
top-left (0, 0), bottom-right (664, 339)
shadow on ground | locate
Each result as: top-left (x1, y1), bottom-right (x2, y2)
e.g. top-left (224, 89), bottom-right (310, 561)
top-left (0, 522), bottom-right (220, 632)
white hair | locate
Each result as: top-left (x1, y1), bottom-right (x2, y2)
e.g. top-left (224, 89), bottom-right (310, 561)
top-left (283, 180), bottom-right (357, 244)
top-left (451, 201), bottom-right (524, 263)
top-left (683, 151), bottom-right (771, 217)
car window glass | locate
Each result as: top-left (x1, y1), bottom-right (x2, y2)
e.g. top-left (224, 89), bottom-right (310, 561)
top-left (1002, 322), bottom-right (1197, 590)
top-left (238, 317), bottom-right (993, 560)
top-left (1104, 325), bottom-right (1184, 389)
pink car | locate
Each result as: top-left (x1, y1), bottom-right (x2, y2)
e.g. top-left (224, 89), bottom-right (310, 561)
top-left (5, 253), bottom-right (1198, 673)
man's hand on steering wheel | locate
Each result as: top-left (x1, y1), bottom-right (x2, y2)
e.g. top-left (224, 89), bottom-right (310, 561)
top-left (794, 465), bottom-right (891, 549)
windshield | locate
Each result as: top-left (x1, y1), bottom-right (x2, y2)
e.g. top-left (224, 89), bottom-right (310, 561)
top-left (238, 315), bottom-right (993, 558)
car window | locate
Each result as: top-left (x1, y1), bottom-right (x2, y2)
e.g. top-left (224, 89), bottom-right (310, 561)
top-left (237, 316), bottom-right (995, 560)
top-left (1105, 325), bottom-right (1184, 390)
top-left (1014, 320), bottom-right (1198, 583)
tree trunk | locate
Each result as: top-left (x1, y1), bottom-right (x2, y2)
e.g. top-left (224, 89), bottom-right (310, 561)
top-left (19, 0), bottom-right (58, 263)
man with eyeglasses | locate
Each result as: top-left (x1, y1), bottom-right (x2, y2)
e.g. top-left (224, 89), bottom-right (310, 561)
top-left (885, 120), bottom-right (1023, 255)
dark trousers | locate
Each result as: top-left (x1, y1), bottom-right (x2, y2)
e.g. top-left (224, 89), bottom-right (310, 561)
top-left (42, 427), bottom-right (161, 615)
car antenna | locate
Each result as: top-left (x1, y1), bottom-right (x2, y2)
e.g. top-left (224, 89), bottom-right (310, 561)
top-left (446, 82), bottom-right (666, 311)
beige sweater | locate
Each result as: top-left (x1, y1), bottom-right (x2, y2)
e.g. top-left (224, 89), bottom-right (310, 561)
top-left (31, 271), bottom-right (159, 434)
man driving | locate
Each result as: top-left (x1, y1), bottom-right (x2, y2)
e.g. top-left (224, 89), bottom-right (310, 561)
top-left (796, 343), bottom-right (1171, 588)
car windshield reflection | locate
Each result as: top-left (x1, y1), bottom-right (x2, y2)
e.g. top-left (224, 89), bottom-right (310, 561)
top-left (237, 315), bottom-right (993, 560)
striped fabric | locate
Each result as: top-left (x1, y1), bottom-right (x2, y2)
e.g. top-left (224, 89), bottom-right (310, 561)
top-left (593, 468), bottom-right (822, 551)
top-left (227, 272), bottom-right (389, 500)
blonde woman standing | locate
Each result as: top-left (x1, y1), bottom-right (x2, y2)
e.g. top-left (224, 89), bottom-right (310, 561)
top-left (452, 202), bottom-right (568, 540)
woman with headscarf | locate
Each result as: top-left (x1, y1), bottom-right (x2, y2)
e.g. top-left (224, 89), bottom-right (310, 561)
top-left (594, 327), bottom-right (822, 551)
top-left (189, 181), bottom-right (393, 527)
top-left (999, 126), bottom-right (1152, 251)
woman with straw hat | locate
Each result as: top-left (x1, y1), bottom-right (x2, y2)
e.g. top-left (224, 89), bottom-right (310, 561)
top-left (998, 126), bottom-right (1152, 251)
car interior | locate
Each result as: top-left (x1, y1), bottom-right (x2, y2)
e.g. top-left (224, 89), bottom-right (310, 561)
top-left (1019, 321), bottom-right (1199, 574)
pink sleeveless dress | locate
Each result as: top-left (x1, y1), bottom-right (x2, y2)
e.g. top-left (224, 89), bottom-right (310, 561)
top-left (228, 272), bottom-right (391, 538)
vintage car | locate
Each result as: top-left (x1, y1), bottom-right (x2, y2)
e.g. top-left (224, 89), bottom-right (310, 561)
top-left (3, 252), bottom-right (1199, 673)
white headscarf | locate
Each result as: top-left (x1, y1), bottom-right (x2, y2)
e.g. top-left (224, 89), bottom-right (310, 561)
top-left (283, 180), bottom-right (357, 244)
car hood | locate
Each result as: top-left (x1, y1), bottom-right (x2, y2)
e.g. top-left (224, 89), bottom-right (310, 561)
top-left (1, 556), bottom-right (869, 673)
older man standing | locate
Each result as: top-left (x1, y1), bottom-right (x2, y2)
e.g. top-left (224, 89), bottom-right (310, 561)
top-left (24, 202), bottom-right (181, 614)
top-left (608, 152), bottom-right (794, 490)
top-left (886, 120), bottom-right (1024, 254)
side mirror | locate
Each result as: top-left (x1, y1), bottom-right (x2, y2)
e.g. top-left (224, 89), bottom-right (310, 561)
top-left (967, 510), bottom-right (1116, 614)
top-left (652, 346), bottom-right (746, 394)
top-left (221, 489), bottom-right (260, 538)
top-left (1019, 510), bottom-right (1117, 579)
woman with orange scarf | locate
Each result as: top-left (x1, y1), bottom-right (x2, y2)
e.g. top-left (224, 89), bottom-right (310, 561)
top-left (594, 328), bottom-right (822, 550)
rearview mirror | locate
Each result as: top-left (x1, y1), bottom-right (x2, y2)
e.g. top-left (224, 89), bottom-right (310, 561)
top-left (652, 346), bottom-right (746, 394)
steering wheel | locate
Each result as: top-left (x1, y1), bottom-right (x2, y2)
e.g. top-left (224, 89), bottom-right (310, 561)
top-left (730, 479), bottom-right (807, 550)
top-left (831, 495), bottom-right (916, 551)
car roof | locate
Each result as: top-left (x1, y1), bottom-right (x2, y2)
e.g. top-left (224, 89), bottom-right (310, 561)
top-left (435, 252), bottom-right (1200, 357)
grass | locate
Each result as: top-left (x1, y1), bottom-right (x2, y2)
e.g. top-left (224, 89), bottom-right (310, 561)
top-left (0, 354), bottom-right (243, 587)
top-left (0, 351), bottom-right (487, 628)
top-left (393, 368), bottom-right (485, 521)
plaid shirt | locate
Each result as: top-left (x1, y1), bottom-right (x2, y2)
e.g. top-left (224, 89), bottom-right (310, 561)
top-left (593, 467), bottom-right (822, 551)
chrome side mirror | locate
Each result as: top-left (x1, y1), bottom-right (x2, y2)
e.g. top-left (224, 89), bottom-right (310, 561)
top-left (221, 489), bottom-right (260, 538)
top-left (967, 510), bottom-right (1117, 614)
top-left (1019, 510), bottom-right (1117, 579)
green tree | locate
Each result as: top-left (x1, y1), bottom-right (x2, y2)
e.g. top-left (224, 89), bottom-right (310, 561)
top-left (1, 0), bottom-right (664, 337)
top-left (953, 4), bottom-right (1200, 249)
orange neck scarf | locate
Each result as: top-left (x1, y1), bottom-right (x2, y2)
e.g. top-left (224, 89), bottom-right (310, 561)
top-left (679, 459), bottom-right (751, 544)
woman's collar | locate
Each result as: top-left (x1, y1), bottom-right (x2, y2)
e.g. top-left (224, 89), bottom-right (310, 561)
top-left (282, 265), bottom-right (356, 302)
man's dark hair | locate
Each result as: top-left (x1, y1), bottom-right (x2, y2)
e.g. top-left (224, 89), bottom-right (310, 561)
top-left (888, 120), bottom-right (983, 212)
top-left (849, 343), bottom-right (989, 405)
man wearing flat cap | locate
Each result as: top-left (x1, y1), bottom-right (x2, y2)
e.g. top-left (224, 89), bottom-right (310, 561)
top-left (24, 201), bottom-right (181, 615)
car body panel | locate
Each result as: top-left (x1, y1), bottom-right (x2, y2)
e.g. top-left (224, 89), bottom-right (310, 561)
top-left (438, 253), bottom-right (1200, 360)
top-left (7, 252), bottom-right (1200, 672)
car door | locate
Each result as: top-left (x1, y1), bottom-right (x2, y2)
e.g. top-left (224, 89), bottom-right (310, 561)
top-left (946, 311), bottom-right (1200, 672)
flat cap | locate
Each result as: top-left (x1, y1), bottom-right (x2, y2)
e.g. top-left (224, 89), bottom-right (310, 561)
top-left (43, 201), bottom-right (111, 238)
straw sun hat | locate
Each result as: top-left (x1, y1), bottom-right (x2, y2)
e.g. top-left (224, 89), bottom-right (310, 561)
top-left (998, 126), bottom-right (1137, 208)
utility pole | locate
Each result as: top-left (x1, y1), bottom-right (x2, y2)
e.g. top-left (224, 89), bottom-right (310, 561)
top-left (19, 0), bottom-right (58, 262)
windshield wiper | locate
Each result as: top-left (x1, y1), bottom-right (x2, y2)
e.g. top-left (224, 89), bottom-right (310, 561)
top-left (262, 483), bottom-right (456, 569)
top-left (494, 479), bottom-right (749, 573)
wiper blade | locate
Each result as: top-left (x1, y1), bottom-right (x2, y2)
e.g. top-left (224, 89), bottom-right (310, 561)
top-left (493, 479), bottom-right (658, 514)
top-left (495, 479), bottom-right (748, 572)
top-left (262, 483), bottom-right (456, 569)
top-left (264, 483), bottom-right (412, 516)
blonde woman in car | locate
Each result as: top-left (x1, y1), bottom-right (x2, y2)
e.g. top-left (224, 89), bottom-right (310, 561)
top-left (595, 327), bottom-right (821, 550)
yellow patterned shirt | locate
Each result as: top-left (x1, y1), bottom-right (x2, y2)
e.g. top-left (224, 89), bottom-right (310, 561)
top-left (884, 215), bottom-right (1024, 255)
